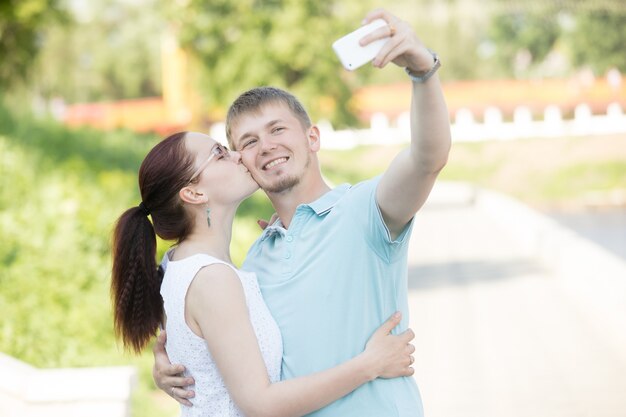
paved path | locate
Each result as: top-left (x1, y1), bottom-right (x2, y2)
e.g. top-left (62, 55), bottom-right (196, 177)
top-left (407, 183), bottom-right (626, 417)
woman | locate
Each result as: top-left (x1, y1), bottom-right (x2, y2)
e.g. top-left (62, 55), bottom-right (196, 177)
top-left (111, 131), bottom-right (415, 417)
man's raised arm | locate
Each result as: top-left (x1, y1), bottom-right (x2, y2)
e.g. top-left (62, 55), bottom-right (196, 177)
top-left (361, 8), bottom-right (451, 238)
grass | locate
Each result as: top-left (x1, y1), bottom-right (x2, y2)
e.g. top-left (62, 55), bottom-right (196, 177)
top-left (0, 103), bottom-right (272, 417)
top-left (320, 134), bottom-right (626, 210)
top-left (534, 161), bottom-right (626, 202)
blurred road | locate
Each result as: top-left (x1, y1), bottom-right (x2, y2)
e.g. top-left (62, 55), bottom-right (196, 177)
top-left (547, 209), bottom-right (626, 262)
top-left (408, 182), bottom-right (626, 417)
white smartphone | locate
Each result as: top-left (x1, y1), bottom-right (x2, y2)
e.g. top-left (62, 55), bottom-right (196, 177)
top-left (332, 18), bottom-right (390, 71)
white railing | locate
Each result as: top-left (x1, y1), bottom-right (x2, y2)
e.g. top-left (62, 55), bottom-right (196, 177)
top-left (0, 353), bottom-right (135, 417)
top-left (207, 102), bottom-right (626, 149)
top-left (312, 102), bottom-right (626, 149)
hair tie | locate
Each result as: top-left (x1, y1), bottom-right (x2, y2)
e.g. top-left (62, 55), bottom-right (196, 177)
top-left (138, 202), bottom-right (151, 216)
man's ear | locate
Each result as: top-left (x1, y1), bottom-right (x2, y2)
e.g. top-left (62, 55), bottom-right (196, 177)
top-left (179, 186), bottom-right (209, 205)
top-left (307, 126), bottom-right (321, 151)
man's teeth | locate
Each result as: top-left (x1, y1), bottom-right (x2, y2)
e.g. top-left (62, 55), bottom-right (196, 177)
top-left (265, 157), bottom-right (287, 169)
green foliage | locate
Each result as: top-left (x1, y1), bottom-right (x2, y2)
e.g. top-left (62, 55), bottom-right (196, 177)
top-left (568, 11), bottom-right (626, 73)
top-left (7, 0), bottom-right (626, 125)
top-left (0, 110), bottom-right (155, 175)
top-left (33, 0), bottom-right (163, 103)
top-left (0, 102), bottom-right (270, 365)
top-left (0, 102), bottom-right (270, 416)
top-left (0, 0), bottom-right (67, 89)
top-left (484, 0), bottom-right (626, 77)
top-left (161, 0), bottom-right (374, 126)
top-left (0, 108), bottom-right (148, 367)
top-left (486, 9), bottom-right (560, 76)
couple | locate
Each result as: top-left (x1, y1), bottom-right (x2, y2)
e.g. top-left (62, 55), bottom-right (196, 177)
top-left (111, 8), bottom-right (450, 417)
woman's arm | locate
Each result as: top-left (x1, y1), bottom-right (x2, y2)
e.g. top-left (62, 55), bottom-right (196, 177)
top-left (186, 264), bottom-right (414, 417)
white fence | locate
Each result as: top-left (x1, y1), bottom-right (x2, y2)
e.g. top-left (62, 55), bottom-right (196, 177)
top-left (0, 353), bottom-right (135, 417)
top-left (320, 102), bottom-right (626, 149)
top-left (210, 102), bottom-right (626, 150)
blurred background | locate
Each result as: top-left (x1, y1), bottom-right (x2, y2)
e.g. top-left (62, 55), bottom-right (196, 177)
top-left (1, 0), bottom-right (625, 416)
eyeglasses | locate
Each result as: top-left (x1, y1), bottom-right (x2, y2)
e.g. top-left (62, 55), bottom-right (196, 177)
top-left (188, 142), bottom-right (230, 183)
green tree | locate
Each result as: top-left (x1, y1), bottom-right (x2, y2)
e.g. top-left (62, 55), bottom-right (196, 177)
top-left (482, 0), bottom-right (626, 78)
top-left (162, 0), bottom-right (374, 127)
top-left (0, 0), bottom-right (66, 90)
top-left (567, 10), bottom-right (626, 73)
top-left (33, 0), bottom-right (163, 103)
top-left (485, 5), bottom-right (560, 78)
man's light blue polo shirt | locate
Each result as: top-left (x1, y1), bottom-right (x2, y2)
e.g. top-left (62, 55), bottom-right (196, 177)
top-left (242, 177), bottom-right (423, 417)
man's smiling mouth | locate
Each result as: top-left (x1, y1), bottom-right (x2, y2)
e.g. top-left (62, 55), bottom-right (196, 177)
top-left (263, 157), bottom-right (288, 170)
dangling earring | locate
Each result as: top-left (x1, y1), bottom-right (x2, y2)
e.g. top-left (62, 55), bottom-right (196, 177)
top-left (206, 207), bottom-right (211, 227)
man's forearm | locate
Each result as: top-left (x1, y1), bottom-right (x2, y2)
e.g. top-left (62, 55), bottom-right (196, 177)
top-left (409, 73), bottom-right (451, 175)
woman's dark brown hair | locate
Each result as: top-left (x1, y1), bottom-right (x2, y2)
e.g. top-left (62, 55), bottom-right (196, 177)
top-left (111, 131), bottom-right (196, 353)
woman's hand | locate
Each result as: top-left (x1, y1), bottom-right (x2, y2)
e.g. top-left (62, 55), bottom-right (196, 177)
top-left (362, 312), bottom-right (416, 379)
top-left (152, 331), bottom-right (196, 406)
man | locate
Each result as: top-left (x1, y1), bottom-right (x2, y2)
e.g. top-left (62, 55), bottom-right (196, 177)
top-left (154, 8), bottom-right (450, 416)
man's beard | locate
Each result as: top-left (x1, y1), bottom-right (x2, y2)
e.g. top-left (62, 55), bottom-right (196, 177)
top-left (255, 154), bottom-right (310, 194)
top-left (261, 175), bottom-right (301, 194)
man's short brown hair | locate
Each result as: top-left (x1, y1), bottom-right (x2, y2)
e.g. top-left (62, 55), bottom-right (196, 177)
top-left (226, 86), bottom-right (312, 149)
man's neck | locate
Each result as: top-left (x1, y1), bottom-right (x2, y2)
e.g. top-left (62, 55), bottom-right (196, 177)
top-left (267, 178), bottom-right (331, 229)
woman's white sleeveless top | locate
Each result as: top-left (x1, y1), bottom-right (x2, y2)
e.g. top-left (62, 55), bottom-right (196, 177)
top-left (160, 254), bottom-right (283, 416)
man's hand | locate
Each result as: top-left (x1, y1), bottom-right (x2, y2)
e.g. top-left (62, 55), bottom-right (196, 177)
top-left (360, 8), bottom-right (434, 74)
top-left (257, 213), bottom-right (279, 230)
top-left (152, 330), bottom-right (196, 406)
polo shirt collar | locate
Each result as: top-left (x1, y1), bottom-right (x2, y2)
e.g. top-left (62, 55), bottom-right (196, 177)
top-left (305, 183), bottom-right (351, 215)
top-left (260, 218), bottom-right (286, 241)
top-left (259, 184), bottom-right (352, 241)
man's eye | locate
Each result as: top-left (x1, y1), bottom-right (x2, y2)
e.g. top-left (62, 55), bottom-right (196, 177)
top-left (272, 127), bottom-right (285, 134)
top-left (242, 139), bottom-right (257, 149)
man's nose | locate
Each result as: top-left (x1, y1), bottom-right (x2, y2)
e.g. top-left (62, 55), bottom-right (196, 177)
top-left (259, 135), bottom-right (277, 153)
